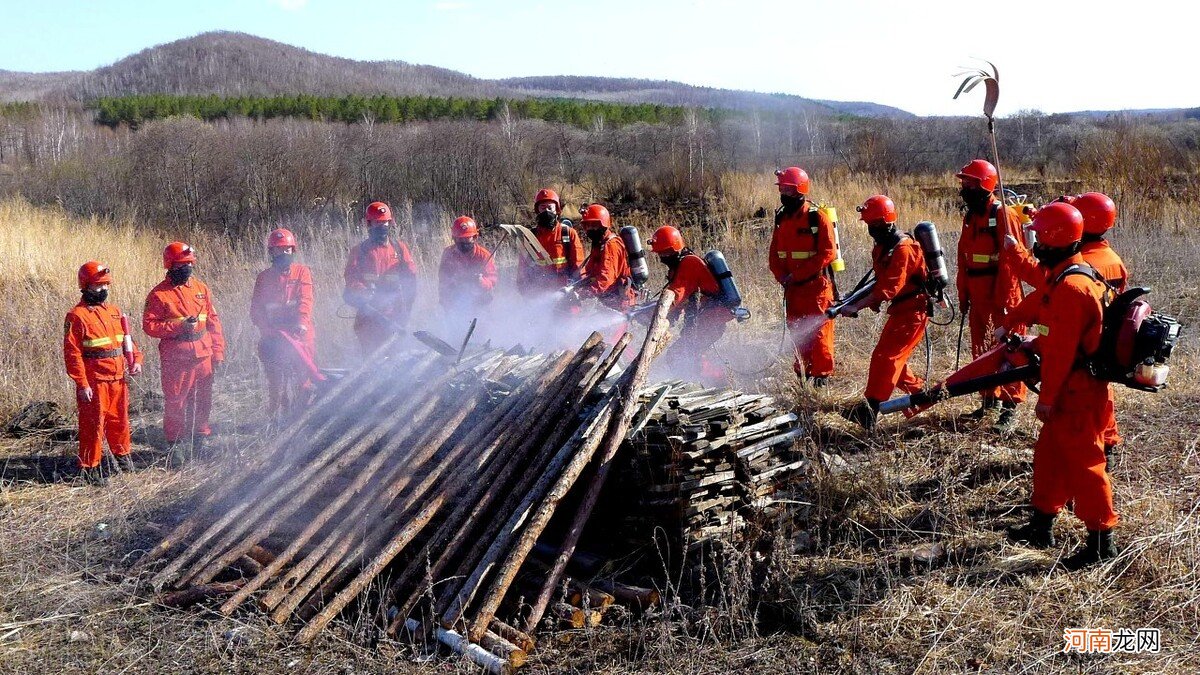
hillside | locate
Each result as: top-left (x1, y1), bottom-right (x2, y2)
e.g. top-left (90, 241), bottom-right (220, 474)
top-left (0, 31), bottom-right (912, 118)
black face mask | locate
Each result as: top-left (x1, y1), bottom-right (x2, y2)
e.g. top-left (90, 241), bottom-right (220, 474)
top-left (271, 252), bottom-right (294, 269)
top-left (536, 210), bottom-right (558, 228)
top-left (960, 187), bottom-right (992, 212)
top-left (82, 288), bottom-right (108, 305)
top-left (368, 226), bottom-right (389, 244)
top-left (660, 253), bottom-right (682, 270)
top-left (456, 241), bottom-right (474, 254)
top-left (1032, 242), bottom-right (1080, 268)
top-left (167, 264), bottom-right (193, 286)
top-left (1082, 232), bottom-right (1104, 244)
top-left (780, 194), bottom-right (805, 210)
top-left (868, 224), bottom-right (900, 248)
top-left (587, 229), bottom-right (605, 244)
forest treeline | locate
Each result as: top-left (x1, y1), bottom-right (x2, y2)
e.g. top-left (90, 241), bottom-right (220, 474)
top-left (92, 94), bottom-right (719, 130)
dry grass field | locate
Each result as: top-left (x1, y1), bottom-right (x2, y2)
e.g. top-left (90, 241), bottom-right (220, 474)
top-left (1, 169), bottom-right (1198, 673)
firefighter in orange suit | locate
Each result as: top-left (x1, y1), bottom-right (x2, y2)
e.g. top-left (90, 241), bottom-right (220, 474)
top-left (517, 188), bottom-right (584, 297)
top-left (579, 204), bottom-right (635, 311)
top-left (648, 225), bottom-right (732, 385)
top-left (439, 216), bottom-right (497, 314)
top-left (343, 201), bottom-right (418, 354)
top-left (143, 242), bottom-right (225, 466)
top-left (1001, 192), bottom-right (1128, 461)
top-left (64, 261), bottom-right (143, 485)
top-left (836, 196), bottom-right (929, 430)
top-left (1004, 202), bottom-right (1118, 569)
top-left (769, 166), bottom-right (836, 386)
top-left (250, 228), bottom-right (316, 420)
top-left (955, 159), bottom-right (1028, 432)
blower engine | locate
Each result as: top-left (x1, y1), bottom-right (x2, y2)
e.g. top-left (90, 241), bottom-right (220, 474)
top-left (818, 204), bottom-right (846, 274)
top-left (620, 225), bottom-right (650, 288)
top-left (119, 313), bottom-right (136, 369)
top-left (912, 221), bottom-right (950, 304)
top-left (1082, 284), bottom-right (1181, 391)
top-left (704, 250), bottom-right (751, 322)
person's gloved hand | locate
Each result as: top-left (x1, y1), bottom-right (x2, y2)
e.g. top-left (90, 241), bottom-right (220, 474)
top-left (1035, 403), bottom-right (1052, 423)
top-left (1003, 234), bottom-right (1020, 251)
top-left (130, 362), bottom-right (143, 376)
top-left (212, 359), bottom-right (224, 376)
top-left (78, 386), bottom-right (93, 403)
top-left (993, 326), bottom-right (1008, 341)
top-left (837, 305), bottom-right (859, 319)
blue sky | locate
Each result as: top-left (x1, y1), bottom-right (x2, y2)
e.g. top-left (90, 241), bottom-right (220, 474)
top-left (0, 0), bottom-right (1191, 116)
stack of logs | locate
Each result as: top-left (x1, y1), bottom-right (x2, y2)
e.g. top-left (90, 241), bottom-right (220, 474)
top-left (134, 292), bottom-right (676, 673)
top-left (614, 383), bottom-right (807, 552)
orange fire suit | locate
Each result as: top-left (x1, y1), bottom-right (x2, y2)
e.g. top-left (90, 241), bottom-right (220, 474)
top-left (64, 301), bottom-right (143, 469)
top-left (343, 239), bottom-right (418, 353)
top-left (143, 277), bottom-right (225, 444)
top-left (1027, 255), bottom-right (1118, 531)
top-left (957, 198), bottom-right (1027, 404)
top-left (769, 203), bottom-right (836, 378)
top-left (439, 243), bottom-right (497, 313)
top-left (582, 232), bottom-right (636, 311)
top-left (862, 236), bottom-right (929, 402)
top-left (1004, 237), bottom-right (1129, 448)
top-left (517, 221), bottom-right (584, 296)
top-left (251, 262), bottom-right (316, 418)
top-left (660, 253), bottom-right (733, 384)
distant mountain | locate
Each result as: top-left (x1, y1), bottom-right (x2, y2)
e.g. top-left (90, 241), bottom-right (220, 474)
top-left (0, 31), bottom-right (913, 118)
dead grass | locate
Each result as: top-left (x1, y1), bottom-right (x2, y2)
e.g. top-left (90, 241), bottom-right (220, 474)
top-left (2, 176), bottom-right (1199, 674)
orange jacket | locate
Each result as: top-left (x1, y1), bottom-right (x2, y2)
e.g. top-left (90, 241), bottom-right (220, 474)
top-left (665, 253), bottom-right (723, 321)
top-left (343, 239), bottom-right (418, 317)
top-left (1031, 255), bottom-right (1106, 410)
top-left (769, 204), bottom-right (836, 286)
top-left (438, 243), bottom-right (497, 307)
top-left (956, 198), bottom-right (1026, 309)
top-left (64, 302), bottom-right (143, 389)
top-left (583, 232), bottom-right (635, 309)
top-left (518, 221), bottom-right (584, 284)
top-left (143, 277), bottom-right (225, 362)
top-left (867, 236), bottom-right (927, 315)
top-left (1004, 240), bottom-right (1128, 331)
top-left (251, 263), bottom-right (314, 336)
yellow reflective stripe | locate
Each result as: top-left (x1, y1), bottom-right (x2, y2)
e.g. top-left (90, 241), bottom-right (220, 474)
top-left (1032, 324), bottom-right (1050, 337)
top-left (197, 313), bottom-right (208, 322)
top-left (790, 251), bottom-right (815, 260)
top-left (82, 336), bottom-right (113, 348)
top-left (776, 252), bottom-right (787, 259)
top-left (971, 253), bottom-right (999, 264)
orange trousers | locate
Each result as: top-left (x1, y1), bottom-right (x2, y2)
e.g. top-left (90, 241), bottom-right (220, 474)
top-left (661, 307), bottom-right (730, 386)
top-left (258, 335), bottom-right (316, 419)
top-left (784, 277), bottom-right (835, 378)
top-left (76, 379), bottom-right (132, 469)
top-left (865, 310), bottom-right (927, 402)
top-left (162, 356), bottom-right (214, 443)
top-left (1102, 386), bottom-right (1122, 448)
top-left (967, 299), bottom-right (1026, 403)
top-left (1030, 371), bottom-right (1119, 530)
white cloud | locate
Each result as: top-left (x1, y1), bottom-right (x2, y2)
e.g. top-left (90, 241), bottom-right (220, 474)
top-left (270, 0), bottom-right (309, 10)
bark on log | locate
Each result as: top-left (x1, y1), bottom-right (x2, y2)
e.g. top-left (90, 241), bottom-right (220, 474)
top-left (158, 581), bottom-right (245, 609)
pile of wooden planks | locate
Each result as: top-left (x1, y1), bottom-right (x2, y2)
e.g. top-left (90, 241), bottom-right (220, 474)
top-left (134, 292), bottom-right (676, 673)
top-left (615, 383), bottom-right (807, 550)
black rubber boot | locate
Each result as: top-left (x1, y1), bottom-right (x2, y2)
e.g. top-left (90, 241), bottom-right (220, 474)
top-left (80, 467), bottom-right (109, 487)
top-left (1063, 529), bottom-right (1118, 570)
top-left (965, 398), bottom-right (998, 420)
top-left (117, 453), bottom-right (136, 473)
top-left (192, 434), bottom-right (207, 459)
top-left (992, 401), bottom-right (1019, 434)
top-left (1104, 444), bottom-right (1116, 471)
top-left (167, 443), bottom-right (187, 469)
top-left (842, 399), bottom-right (880, 430)
top-left (1007, 508), bottom-right (1056, 548)
top-left (808, 376), bottom-right (829, 389)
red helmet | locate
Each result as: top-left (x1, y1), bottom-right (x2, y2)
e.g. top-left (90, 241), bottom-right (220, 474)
top-left (857, 195), bottom-right (897, 225)
top-left (163, 241), bottom-right (197, 269)
top-left (774, 166), bottom-right (810, 194)
top-left (534, 188), bottom-right (561, 211)
top-left (451, 216), bottom-right (479, 239)
top-left (1073, 192), bottom-right (1116, 235)
top-left (1029, 202), bottom-right (1084, 248)
top-left (267, 228), bottom-right (298, 250)
top-left (365, 201), bottom-right (393, 223)
top-left (579, 204), bottom-right (611, 230)
top-left (955, 159), bottom-right (999, 191)
top-left (648, 225), bottom-right (684, 254)
top-left (77, 261), bottom-right (112, 289)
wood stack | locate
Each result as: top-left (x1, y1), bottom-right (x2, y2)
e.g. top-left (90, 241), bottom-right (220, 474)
top-left (134, 292), bottom-right (676, 673)
top-left (615, 382), bottom-right (807, 551)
